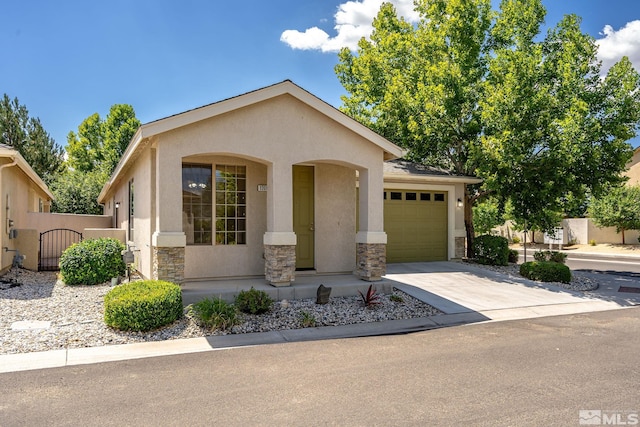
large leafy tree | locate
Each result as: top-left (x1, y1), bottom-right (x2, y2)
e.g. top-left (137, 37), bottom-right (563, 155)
top-left (49, 169), bottom-right (106, 215)
top-left (589, 185), bottom-right (640, 244)
top-left (0, 94), bottom-right (65, 183)
top-left (480, 12), bottom-right (639, 233)
top-left (66, 104), bottom-right (140, 176)
top-left (336, 0), bottom-right (640, 257)
top-left (52, 104), bottom-right (140, 214)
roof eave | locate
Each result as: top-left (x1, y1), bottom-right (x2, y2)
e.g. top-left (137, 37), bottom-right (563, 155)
top-left (384, 173), bottom-right (483, 185)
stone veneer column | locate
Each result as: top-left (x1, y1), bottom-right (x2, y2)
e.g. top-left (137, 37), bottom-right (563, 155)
top-left (455, 237), bottom-right (466, 259)
top-left (263, 232), bottom-right (296, 286)
top-left (152, 232), bottom-right (186, 284)
top-left (355, 231), bottom-right (387, 281)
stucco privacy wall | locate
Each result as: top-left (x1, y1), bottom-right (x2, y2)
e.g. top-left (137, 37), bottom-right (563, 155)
top-left (497, 218), bottom-right (640, 245)
top-left (24, 213), bottom-right (112, 234)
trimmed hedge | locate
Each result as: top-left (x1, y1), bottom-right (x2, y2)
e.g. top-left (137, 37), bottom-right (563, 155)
top-left (508, 249), bottom-right (519, 264)
top-left (60, 238), bottom-right (126, 286)
top-left (104, 280), bottom-right (183, 331)
top-left (519, 261), bottom-right (571, 284)
top-left (533, 250), bottom-right (567, 264)
top-left (473, 235), bottom-right (509, 266)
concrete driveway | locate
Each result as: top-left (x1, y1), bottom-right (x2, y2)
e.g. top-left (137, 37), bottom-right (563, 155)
top-left (386, 261), bottom-right (640, 322)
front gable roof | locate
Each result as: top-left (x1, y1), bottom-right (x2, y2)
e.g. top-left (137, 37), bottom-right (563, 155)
top-left (99, 80), bottom-right (404, 202)
top-left (0, 144), bottom-right (54, 200)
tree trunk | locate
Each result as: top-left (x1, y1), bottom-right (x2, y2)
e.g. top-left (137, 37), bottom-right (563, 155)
top-left (622, 228), bottom-right (626, 245)
top-left (464, 185), bottom-right (475, 258)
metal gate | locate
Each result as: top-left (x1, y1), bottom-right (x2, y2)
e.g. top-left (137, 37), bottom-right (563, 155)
top-left (39, 229), bottom-right (83, 271)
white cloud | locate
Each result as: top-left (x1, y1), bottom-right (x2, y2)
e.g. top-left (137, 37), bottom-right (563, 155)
top-left (595, 20), bottom-right (640, 74)
top-left (280, 0), bottom-right (420, 53)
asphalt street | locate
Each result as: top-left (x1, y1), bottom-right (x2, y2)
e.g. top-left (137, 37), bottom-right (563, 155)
top-left (1, 308), bottom-right (639, 426)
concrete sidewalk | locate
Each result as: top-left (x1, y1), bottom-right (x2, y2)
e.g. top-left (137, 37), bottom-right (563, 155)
top-left (2, 261), bottom-right (638, 373)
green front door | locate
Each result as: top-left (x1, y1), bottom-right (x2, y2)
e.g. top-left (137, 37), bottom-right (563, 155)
top-left (293, 165), bottom-right (314, 269)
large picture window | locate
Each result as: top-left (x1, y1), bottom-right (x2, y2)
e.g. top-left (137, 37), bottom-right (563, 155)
top-left (182, 164), bottom-right (213, 245)
top-left (215, 165), bottom-right (246, 245)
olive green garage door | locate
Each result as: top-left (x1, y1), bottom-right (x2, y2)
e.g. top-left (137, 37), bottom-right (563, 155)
top-left (384, 190), bottom-right (448, 263)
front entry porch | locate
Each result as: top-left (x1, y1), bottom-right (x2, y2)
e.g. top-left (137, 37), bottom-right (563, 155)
top-left (181, 272), bottom-right (395, 306)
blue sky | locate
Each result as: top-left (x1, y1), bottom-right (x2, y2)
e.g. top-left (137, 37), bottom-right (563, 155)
top-left (2, 0), bottom-right (639, 150)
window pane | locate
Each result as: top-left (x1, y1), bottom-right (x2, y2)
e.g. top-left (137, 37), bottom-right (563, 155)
top-left (182, 164), bottom-right (212, 245)
top-left (216, 191), bottom-right (225, 205)
top-left (237, 232), bottom-right (246, 245)
top-left (215, 165), bottom-right (247, 245)
top-left (390, 192), bottom-right (402, 200)
top-left (420, 193), bottom-right (431, 201)
top-left (435, 193), bottom-right (445, 202)
top-left (406, 192), bottom-right (417, 201)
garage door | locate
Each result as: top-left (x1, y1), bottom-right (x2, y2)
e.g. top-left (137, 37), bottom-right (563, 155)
top-left (384, 190), bottom-right (448, 263)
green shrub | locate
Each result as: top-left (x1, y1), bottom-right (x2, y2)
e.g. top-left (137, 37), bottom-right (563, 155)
top-left (533, 250), bottom-right (567, 264)
top-left (234, 287), bottom-right (273, 314)
top-left (104, 280), bottom-right (183, 331)
top-left (60, 238), bottom-right (126, 286)
top-left (508, 249), bottom-right (519, 264)
top-left (519, 261), bottom-right (572, 284)
top-left (589, 239), bottom-right (597, 246)
top-left (511, 236), bottom-right (521, 244)
top-left (189, 297), bottom-right (239, 330)
top-left (299, 311), bottom-right (317, 328)
top-left (473, 235), bottom-right (509, 266)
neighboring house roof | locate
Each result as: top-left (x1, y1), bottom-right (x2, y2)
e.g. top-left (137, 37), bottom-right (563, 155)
top-left (99, 80), bottom-right (405, 203)
top-left (0, 144), bottom-right (54, 200)
top-left (383, 158), bottom-right (482, 184)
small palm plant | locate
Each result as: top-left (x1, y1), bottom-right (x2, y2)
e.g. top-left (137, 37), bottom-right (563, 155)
top-left (358, 284), bottom-right (380, 308)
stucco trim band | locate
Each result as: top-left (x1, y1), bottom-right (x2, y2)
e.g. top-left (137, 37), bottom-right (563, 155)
top-left (355, 231), bottom-right (388, 245)
top-left (152, 231), bottom-right (187, 247)
top-left (263, 232), bottom-right (297, 246)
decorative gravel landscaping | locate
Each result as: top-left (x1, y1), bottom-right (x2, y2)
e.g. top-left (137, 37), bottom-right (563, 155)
top-left (0, 268), bottom-right (442, 355)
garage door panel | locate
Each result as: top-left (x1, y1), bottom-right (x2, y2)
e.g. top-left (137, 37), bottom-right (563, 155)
top-left (384, 190), bottom-right (447, 263)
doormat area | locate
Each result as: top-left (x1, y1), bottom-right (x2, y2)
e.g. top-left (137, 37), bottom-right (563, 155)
top-left (618, 286), bottom-right (640, 294)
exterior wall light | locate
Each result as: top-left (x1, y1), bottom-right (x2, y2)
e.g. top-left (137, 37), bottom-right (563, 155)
top-left (457, 198), bottom-right (463, 207)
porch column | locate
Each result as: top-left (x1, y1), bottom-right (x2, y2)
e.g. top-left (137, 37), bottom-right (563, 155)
top-left (356, 167), bottom-right (387, 281)
top-left (263, 162), bottom-right (296, 286)
top-left (152, 143), bottom-right (185, 284)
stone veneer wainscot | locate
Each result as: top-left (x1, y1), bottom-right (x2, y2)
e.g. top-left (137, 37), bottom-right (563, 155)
top-left (356, 243), bottom-right (386, 281)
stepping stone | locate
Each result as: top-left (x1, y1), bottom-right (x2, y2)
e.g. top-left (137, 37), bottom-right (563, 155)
top-left (11, 320), bottom-right (51, 331)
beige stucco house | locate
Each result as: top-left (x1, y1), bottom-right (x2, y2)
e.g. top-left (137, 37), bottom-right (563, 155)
top-left (0, 144), bottom-right (53, 272)
top-left (98, 81), bottom-right (478, 285)
top-left (625, 146), bottom-right (640, 186)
